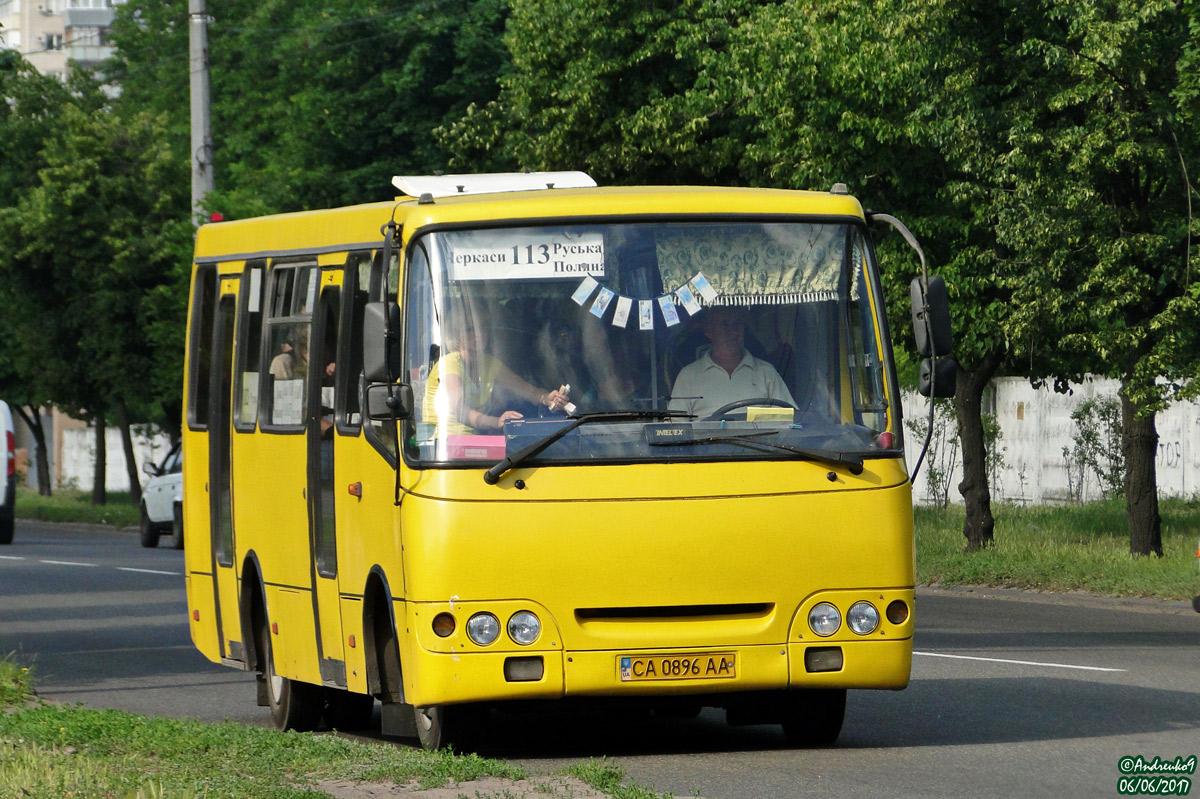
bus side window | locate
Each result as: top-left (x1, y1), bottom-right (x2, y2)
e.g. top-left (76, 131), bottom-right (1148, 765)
top-left (337, 252), bottom-right (372, 433)
top-left (187, 264), bottom-right (218, 430)
top-left (234, 261), bottom-right (266, 430)
top-left (261, 263), bottom-right (316, 431)
top-left (363, 249), bottom-right (398, 458)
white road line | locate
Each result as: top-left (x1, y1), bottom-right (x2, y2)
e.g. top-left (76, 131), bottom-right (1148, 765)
top-left (39, 560), bottom-right (98, 567)
top-left (116, 567), bottom-right (181, 576)
top-left (0, 555), bottom-right (25, 560)
top-left (915, 650), bottom-right (1127, 673)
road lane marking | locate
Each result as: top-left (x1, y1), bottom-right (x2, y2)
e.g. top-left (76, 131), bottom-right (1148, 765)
top-left (39, 560), bottom-right (98, 567)
top-left (117, 567), bottom-right (181, 576)
top-left (915, 650), bottom-right (1127, 673)
top-left (0, 555), bottom-right (25, 560)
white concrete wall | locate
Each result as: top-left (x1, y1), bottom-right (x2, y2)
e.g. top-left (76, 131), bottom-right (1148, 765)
top-left (904, 376), bottom-right (1200, 506)
top-left (58, 426), bottom-right (173, 493)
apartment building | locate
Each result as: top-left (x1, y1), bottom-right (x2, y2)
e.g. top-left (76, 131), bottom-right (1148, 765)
top-left (0, 0), bottom-right (124, 79)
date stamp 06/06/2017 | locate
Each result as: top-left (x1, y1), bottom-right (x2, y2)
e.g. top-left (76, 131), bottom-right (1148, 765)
top-left (1117, 756), bottom-right (1196, 796)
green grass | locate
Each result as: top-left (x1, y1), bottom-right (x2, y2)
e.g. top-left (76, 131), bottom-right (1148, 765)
top-left (14, 485), bottom-right (140, 528)
top-left (0, 701), bottom-right (530, 799)
top-left (916, 498), bottom-right (1200, 599)
top-left (0, 658), bottom-right (35, 707)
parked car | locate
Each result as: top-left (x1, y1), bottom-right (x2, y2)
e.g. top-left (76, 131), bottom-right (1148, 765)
top-left (1, 401), bottom-right (14, 545)
top-left (141, 443), bottom-right (183, 549)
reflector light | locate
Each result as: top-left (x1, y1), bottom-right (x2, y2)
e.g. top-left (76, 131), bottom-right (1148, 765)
top-left (192, 609), bottom-right (200, 621)
top-left (210, 212), bottom-right (224, 222)
top-left (886, 600), bottom-right (910, 625)
top-left (432, 612), bottom-right (456, 638)
top-left (348, 634), bottom-right (356, 648)
top-left (348, 482), bottom-right (363, 498)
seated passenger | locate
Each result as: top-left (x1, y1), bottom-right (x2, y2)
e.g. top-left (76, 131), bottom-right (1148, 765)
top-left (423, 320), bottom-right (569, 435)
top-left (668, 305), bottom-right (796, 419)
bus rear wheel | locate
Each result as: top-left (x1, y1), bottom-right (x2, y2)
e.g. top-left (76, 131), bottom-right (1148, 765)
top-left (781, 689), bottom-right (846, 747)
top-left (260, 622), bottom-right (322, 732)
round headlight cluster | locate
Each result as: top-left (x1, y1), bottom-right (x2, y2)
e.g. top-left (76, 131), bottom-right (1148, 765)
top-left (808, 600), bottom-right (897, 637)
top-left (847, 601), bottom-right (880, 635)
top-left (460, 610), bottom-right (541, 646)
top-left (808, 602), bottom-right (841, 636)
top-left (508, 611), bottom-right (541, 646)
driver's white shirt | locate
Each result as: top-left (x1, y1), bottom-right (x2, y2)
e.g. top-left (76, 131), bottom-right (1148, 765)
top-left (668, 350), bottom-right (795, 420)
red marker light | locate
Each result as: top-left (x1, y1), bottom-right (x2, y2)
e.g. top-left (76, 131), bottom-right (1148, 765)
top-left (210, 212), bottom-right (224, 223)
top-left (348, 482), bottom-right (362, 498)
top-left (877, 432), bottom-right (895, 449)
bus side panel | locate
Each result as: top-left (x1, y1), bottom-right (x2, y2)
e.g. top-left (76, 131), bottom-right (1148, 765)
top-left (267, 586), bottom-right (322, 686)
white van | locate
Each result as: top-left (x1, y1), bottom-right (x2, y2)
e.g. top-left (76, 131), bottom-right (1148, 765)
top-left (1, 401), bottom-right (15, 545)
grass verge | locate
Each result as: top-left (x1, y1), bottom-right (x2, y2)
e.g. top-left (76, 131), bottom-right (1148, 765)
top-left (0, 700), bottom-right (531, 799)
top-left (0, 659), bottom-right (675, 799)
top-left (917, 498), bottom-right (1200, 599)
top-left (14, 485), bottom-right (140, 528)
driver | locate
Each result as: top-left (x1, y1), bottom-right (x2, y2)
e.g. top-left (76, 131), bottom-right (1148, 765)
top-left (668, 305), bottom-right (795, 419)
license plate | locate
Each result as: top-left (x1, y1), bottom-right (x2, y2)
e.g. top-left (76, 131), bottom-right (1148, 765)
top-left (618, 652), bottom-right (737, 682)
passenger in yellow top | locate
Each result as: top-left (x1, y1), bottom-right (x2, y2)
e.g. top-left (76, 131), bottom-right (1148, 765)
top-left (423, 320), bottom-right (570, 435)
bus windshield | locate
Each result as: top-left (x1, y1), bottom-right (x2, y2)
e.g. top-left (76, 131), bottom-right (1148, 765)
top-left (402, 220), bottom-right (898, 467)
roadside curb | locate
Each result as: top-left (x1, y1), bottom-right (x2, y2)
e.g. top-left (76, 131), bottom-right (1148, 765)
top-left (918, 583), bottom-right (1197, 615)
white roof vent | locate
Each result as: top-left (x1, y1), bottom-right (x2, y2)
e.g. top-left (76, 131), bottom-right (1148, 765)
top-left (393, 171), bottom-right (597, 199)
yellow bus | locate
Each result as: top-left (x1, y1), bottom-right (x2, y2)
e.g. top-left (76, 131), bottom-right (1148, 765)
top-left (183, 172), bottom-right (933, 749)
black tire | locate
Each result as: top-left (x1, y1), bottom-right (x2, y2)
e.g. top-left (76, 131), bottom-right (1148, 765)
top-left (260, 621), bottom-right (323, 732)
top-left (415, 704), bottom-right (484, 751)
top-left (323, 688), bottom-right (376, 731)
top-left (781, 689), bottom-right (847, 747)
top-left (170, 502), bottom-right (184, 550)
top-left (138, 505), bottom-right (160, 548)
top-left (0, 513), bottom-right (12, 546)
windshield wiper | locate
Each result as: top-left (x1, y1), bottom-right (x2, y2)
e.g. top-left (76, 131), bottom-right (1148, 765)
top-left (651, 431), bottom-right (865, 475)
top-left (483, 410), bottom-right (693, 485)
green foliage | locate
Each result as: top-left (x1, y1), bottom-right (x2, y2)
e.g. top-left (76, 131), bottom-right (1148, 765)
top-left (108, 0), bottom-right (512, 214)
top-left (1067, 396), bottom-right (1125, 500)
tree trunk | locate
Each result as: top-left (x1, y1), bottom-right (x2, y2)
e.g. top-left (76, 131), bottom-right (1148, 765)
top-left (115, 399), bottom-right (142, 506)
top-left (1119, 386), bottom-right (1162, 557)
top-left (91, 414), bottom-right (107, 506)
top-left (955, 351), bottom-right (1003, 552)
top-left (12, 404), bottom-right (52, 496)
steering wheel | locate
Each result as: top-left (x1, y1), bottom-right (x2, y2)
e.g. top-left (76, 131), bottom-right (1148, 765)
top-left (703, 397), bottom-right (798, 422)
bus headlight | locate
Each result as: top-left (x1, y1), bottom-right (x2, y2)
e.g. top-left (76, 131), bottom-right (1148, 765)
top-left (466, 613), bottom-right (500, 646)
top-left (847, 601), bottom-right (880, 635)
top-left (808, 603), bottom-right (841, 637)
top-left (507, 611), bottom-right (541, 645)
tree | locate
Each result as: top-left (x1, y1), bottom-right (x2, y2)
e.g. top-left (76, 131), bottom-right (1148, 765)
top-left (995, 0), bottom-right (1200, 556)
top-left (0, 70), bottom-right (190, 504)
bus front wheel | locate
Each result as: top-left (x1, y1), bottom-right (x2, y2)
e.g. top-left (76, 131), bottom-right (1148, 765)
top-left (781, 689), bottom-right (846, 747)
top-left (415, 704), bottom-right (483, 751)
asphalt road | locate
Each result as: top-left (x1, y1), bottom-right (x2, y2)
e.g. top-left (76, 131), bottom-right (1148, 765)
top-left (2, 519), bottom-right (1199, 799)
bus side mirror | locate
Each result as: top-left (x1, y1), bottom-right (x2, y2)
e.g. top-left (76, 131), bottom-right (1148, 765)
top-left (919, 357), bottom-right (958, 398)
top-left (910, 276), bottom-right (953, 357)
top-left (366, 383), bottom-right (413, 421)
top-left (363, 301), bottom-right (401, 383)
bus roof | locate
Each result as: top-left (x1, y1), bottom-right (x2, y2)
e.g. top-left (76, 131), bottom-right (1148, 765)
top-left (193, 182), bottom-right (866, 264)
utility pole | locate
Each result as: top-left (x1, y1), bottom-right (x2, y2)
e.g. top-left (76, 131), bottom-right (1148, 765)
top-left (189, 0), bottom-right (214, 220)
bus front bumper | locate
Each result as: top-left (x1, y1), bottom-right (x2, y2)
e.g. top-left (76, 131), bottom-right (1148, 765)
top-left (402, 638), bottom-right (911, 708)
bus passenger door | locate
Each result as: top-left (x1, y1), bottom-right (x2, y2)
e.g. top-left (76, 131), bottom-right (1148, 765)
top-left (209, 278), bottom-right (242, 662)
top-left (308, 273), bottom-right (346, 685)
